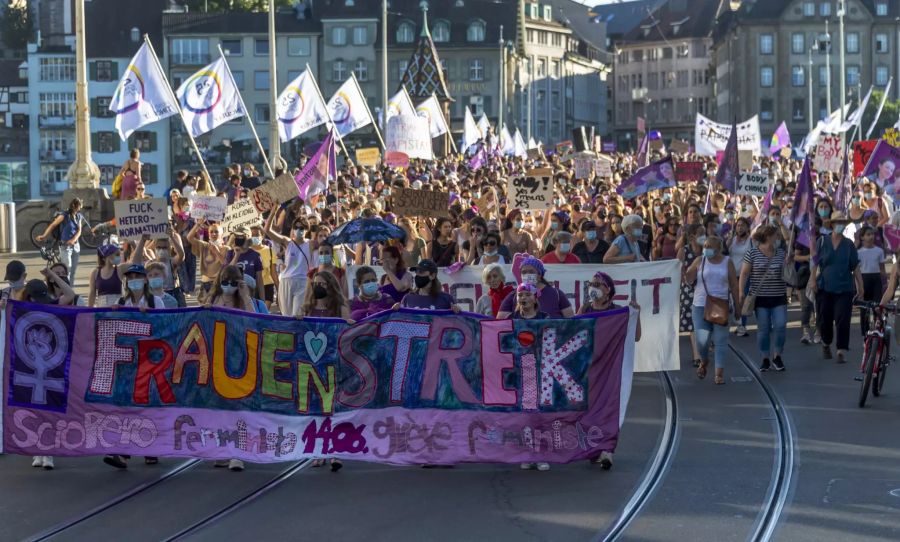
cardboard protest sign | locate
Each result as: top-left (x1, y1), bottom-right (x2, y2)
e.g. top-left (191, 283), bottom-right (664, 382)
top-left (737, 172), bottom-right (769, 197)
top-left (391, 187), bottom-right (450, 218)
top-left (221, 198), bottom-right (262, 234)
top-left (508, 168), bottom-right (554, 210)
top-left (668, 139), bottom-right (690, 154)
top-left (526, 146), bottom-right (544, 161)
top-left (355, 147), bottom-right (381, 167)
top-left (386, 115), bottom-right (433, 160)
top-left (573, 156), bottom-right (594, 179)
top-left (114, 198), bottom-right (168, 241)
top-left (675, 161), bottom-right (704, 183)
top-left (385, 151), bottom-right (409, 169)
top-left (593, 158), bottom-right (613, 178)
top-left (738, 150), bottom-right (753, 171)
top-left (813, 135), bottom-right (842, 173)
top-left (190, 196), bottom-right (227, 222)
top-left (250, 173), bottom-right (300, 213)
top-left (649, 139), bottom-right (665, 151)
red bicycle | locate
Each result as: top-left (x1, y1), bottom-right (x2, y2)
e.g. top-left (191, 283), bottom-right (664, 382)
top-left (855, 301), bottom-right (894, 408)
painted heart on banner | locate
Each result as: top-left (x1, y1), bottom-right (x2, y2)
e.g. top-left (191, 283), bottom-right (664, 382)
top-left (517, 331), bottom-right (535, 348)
top-left (304, 331), bottom-right (327, 363)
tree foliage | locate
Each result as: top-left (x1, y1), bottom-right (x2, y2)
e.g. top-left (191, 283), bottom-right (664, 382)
top-left (860, 90), bottom-right (900, 139)
top-left (0, 0), bottom-right (32, 51)
top-left (182, 0), bottom-right (296, 12)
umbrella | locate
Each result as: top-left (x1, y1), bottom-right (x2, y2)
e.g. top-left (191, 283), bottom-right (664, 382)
top-left (325, 218), bottom-right (405, 246)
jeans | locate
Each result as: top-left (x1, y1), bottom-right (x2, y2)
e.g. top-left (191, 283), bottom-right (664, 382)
top-left (755, 304), bottom-right (787, 358)
top-left (818, 290), bottom-right (854, 351)
top-left (692, 306), bottom-right (730, 369)
top-left (800, 287), bottom-right (815, 328)
top-left (60, 243), bottom-right (80, 284)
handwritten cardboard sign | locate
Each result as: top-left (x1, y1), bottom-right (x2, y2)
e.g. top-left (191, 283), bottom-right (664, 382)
top-left (526, 146), bottom-right (544, 161)
top-left (114, 198), bottom-right (168, 241)
top-left (738, 150), bottom-right (753, 171)
top-left (737, 172), bottom-right (770, 197)
top-left (813, 135), bottom-right (842, 173)
top-left (386, 115), bottom-right (433, 160)
top-left (507, 168), bottom-right (554, 210)
top-left (385, 151), bottom-right (410, 169)
top-left (221, 198), bottom-right (262, 235)
top-left (190, 196), bottom-right (227, 222)
top-left (573, 156), bottom-right (594, 180)
top-left (355, 147), bottom-right (381, 167)
top-left (250, 173), bottom-right (299, 213)
top-left (669, 139), bottom-right (690, 154)
top-left (675, 161), bottom-right (704, 183)
top-left (594, 158), bottom-right (613, 178)
top-left (391, 187), bottom-right (450, 218)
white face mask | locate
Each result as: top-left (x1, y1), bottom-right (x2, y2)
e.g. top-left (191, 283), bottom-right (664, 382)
top-left (522, 273), bottom-right (538, 286)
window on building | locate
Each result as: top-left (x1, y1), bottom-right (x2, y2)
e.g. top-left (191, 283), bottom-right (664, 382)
top-left (397, 21), bottom-right (415, 43)
top-left (847, 32), bottom-right (859, 53)
top-left (332, 27), bottom-right (347, 46)
top-left (819, 65), bottom-right (830, 86)
top-left (819, 97), bottom-right (828, 120)
top-left (677, 70), bottom-right (688, 87)
top-left (760, 66), bottom-right (774, 87)
top-left (792, 65), bottom-right (805, 86)
top-left (819, 2), bottom-right (831, 16)
top-left (397, 60), bottom-right (408, 80)
top-left (469, 59), bottom-right (484, 81)
top-left (467, 20), bottom-right (485, 42)
top-left (433, 20), bottom-right (450, 42)
top-left (354, 59), bottom-right (368, 81)
top-left (40, 57), bottom-right (75, 81)
top-left (792, 33), bottom-right (805, 54)
top-left (130, 131), bottom-right (155, 151)
top-left (692, 41), bottom-right (707, 57)
top-left (876, 66), bottom-right (890, 86)
top-left (470, 95), bottom-right (484, 116)
top-left (221, 39), bottom-right (242, 56)
top-left (803, 1), bottom-right (815, 16)
top-left (537, 58), bottom-right (547, 78)
top-left (876, 33), bottom-right (889, 53)
top-left (760, 34), bottom-right (774, 54)
top-left (353, 27), bottom-right (367, 45)
top-left (632, 49), bottom-right (643, 62)
top-left (232, 70), bottom-right (244, 89)
top-left (551, 60), bottom-right (560, 78)
top-left (876, 1), bottom-right (888, 16)
top-left (538, 31), bottom-right (548, 45)
top-left (254, 70), bottom-right (269, 90)
top-left (39, 92), bottom-right (76, 117)
top-left (847, 65), bottom-right (860, 86)
top-left (95, 96), bottom-right (114, 118)
top-left (255, 38), bottom-right (268, 55)
top-left (677, 44), bottom-right (688, 57)
top-left (527, 29), bottom-right (535, 43)
top-left (333, 59), bottom-right (347, 81)
top-left (648, 72), bottom-right (659, 90)
top-left (96, 132), bottom-right (119, 153)
top-left (793, 98), bottom-right (805, 121)
top-left (552, 33), bottom-right (562, 47)
top-left (255, 104), bottom-right (270, 123)
top-left (760, 98), bottom-right (774, 121)
top-left (288, 37), bottom-right (311, 56)
top-left (94, 60), bottom-right (115, 82)
top-left (662, 47), bottom-right (673, 59)
top-left (171, 38), bottom-right (209, 64)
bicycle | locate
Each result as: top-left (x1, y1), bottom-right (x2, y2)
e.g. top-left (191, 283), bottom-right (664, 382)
top-left (854, 301), bottom-right (895, 408)
top-left (29, 211), bottom-right (112, 263)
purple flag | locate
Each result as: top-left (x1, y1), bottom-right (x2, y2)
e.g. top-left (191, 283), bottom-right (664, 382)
top-left (751, 183), bottom-right (775, 230)
top-left (295, 130), bottom-right (333, 201)
top-left (715, 119), bottom-right (739, 192)
top-left (769, 121), bottom-right (791, 155)
top-left (468, 144), bottom-right (486, 170)
top-left (791, 157), bottom-right (816, 247)
top-left (834, 145), bottom-right (851, 212)
top-left (616, 155), bottom-right (677, 200)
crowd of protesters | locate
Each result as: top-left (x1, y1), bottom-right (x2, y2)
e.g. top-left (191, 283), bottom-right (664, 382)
top-left (3, 136), bottom-right (894, 472)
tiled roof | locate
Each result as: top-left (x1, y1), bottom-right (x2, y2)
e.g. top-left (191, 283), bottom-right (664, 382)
top-left (85, 0), bottom-right (167, 58)
top-left (621, 0), bottom-right (720, 43)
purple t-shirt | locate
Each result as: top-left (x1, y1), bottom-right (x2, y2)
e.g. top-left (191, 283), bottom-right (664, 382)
top-left (400, 292), bottom-right (455, 310)
top-left (226, 248), bottom-right (263, 280)
top-left (350, 293), bottom-right (396, 320)
top-left (499, 285), bottom-right (571, 317)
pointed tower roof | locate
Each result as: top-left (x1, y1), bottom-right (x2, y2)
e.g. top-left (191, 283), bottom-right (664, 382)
top-left (398, 2), bottom-right (454, 103)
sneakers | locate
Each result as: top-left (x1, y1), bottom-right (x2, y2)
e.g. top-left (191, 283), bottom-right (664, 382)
top-left (822, 345), bottom-right (833, 359)
top-left (520, 462), bottom-right (550, 471)
top-left (735, 325), bottom-right (748, 337)
top-left (591, 451), bottom-right (614, 470)
top-left (227, 459), bottom-right (245, 471)
top-left (103, 455), bottom-right (128, 469)
top-left (800, 331), bottom-right (811, 345)
top-left (760, 358), bottom-right (771, 372)
top-left (42, 456), bottom-right (54, 470)
top-left (836, 350), bottom-right (847, 364)
top-left (813, 332), bottom-right (822, 344)
top-left (772, 355), bottom-right (786, 372)
top-left (32, 456), bottom-right (43, 468)
top-left (213, 459), bottom-right (230, 468)
top-left (536, 462), bottom-right (551, 471)
top-left (330, 459), bottom-right (343, 472)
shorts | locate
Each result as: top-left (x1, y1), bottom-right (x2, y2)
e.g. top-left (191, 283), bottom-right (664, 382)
top-left (264, 283), bottom-right (275, 303)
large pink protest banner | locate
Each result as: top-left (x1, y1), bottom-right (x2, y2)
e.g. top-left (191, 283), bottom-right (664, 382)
top-left (3, 303), bottom-right (634, 465)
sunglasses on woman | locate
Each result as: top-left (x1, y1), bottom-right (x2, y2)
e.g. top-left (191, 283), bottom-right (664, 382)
top-left (221, 280), bottom-right (239, 287)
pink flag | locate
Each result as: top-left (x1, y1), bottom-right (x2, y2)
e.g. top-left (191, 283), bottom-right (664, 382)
top-left (295, 130), bottom-right (333, 201)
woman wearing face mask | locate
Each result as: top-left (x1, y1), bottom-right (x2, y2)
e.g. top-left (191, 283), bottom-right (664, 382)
top-left (540, 211), bottom-right (571, 254)
top-left (848, 190), bottom-right (867, 222)
top-left (502, 210), bottom-right (538, 256)
top-left (739, 225), bottom-right (790, 372)
top-left (300, 270), bottom-right (351, 320)
top-left (684, 236), bottom-right (739, 385)
top-left (115, 263), bottom-right (165, 310)
top-left (350, 266), bottom-right (396, 320)
top-left (653, 217), bottom-right (680, 261)
top-left (496, 257), bottom-right (574, 319)
top-left (88, 244), bottom-right (126, 307)
top-left (477, 232), bottom-right (507, 265)
top-left (604, 214), bottom-right (623, 244)
top-left (542, 231), bottom-right (581, 264)
top-left (425, 217), bottom-right (459, 267)
top-left (379, 245), bottom-right (412, 301)
top-left (140, 226), bottom-right (186, 307)
top-left (398, 217), bottom-right (426, 267)
top-left (475, 263), bottom-right (513, 317)
top-left (308, 240), bottom-right (347, 298)
top-left (676, 224), bottom-right (704, 364)
top-left (398, 259), bottom-right (460, 312)
top-left (603, 214), bottom-right (646, 264)
top-left (146, 262), bottom-right (179, 308)
top-left (810, 212), bottom-right (864, 363)
top-left (573, 220), bottom-right (610, 263)
top-left (728, 218), bottom-right (753, 336)
top-left (250, 224), bottom-right (278, 309)
top-left (862, 183), bottom-right (889, 226)
top-left (264, 214), bottom-right (312, 316)
top-left (187, 220), bottom-right (228, 305)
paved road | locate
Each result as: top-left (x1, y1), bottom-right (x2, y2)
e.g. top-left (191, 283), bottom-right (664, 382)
top-left (1, 251), bottom-right (899, 541)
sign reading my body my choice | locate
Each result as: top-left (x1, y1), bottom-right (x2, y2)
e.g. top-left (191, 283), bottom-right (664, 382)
top-left (114, 198), bottom-right (168, 240)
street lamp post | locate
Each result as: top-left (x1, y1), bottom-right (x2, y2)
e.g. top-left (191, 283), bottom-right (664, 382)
top-left (825, 20), bottom-right (832, 115)
top-left (268, 0), bottom-right (283, 173)
top-left (68, 0), bottom-right (99, 190)
top-left (838, 1), bottom-right (847, 126)
top-left (499, 25), bottom-right (504, 130)
top-left (808, 46), bottom-right (814, 132)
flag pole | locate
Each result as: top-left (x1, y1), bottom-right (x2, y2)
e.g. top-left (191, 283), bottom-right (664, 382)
top-left (352, 72), bottom-right (386, 150)
top-left (217, 44), bottom-right (274, 179)
top-left (434, 92), bottom-right (458, 154)
top-left (306, 63), bottom-right (350, 158)
top-left (143, 35), bottom-right (211, 182)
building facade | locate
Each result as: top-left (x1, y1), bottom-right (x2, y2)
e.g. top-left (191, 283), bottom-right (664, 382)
top-left (610, 0), bottom-right (718, 150)
top-left (712, 0), bottom-right (900, 140)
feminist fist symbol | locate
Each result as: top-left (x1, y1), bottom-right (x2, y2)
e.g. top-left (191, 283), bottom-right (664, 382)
top-left (13, 312), bottom-right (68, 404)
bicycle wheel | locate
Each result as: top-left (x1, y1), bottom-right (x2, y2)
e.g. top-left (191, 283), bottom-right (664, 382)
top-left (30, 220), bottom-right (50, 250)
top-left (874, 333), bottom-right (889, 396)
top-left (859, 336), bottom-right (878, 408)
top-left (78, 219), bottom-right (103, 249)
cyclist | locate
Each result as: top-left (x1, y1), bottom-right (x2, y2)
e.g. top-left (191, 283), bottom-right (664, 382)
top-left (35, 198), bottom-right (83, 284)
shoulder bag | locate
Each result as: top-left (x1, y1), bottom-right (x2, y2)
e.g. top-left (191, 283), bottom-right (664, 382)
top-left (701, 258), bottom-right (730, 326)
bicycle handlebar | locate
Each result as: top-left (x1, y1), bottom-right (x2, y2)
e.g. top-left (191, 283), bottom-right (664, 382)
top-left (854, 301), bottom-right (899, 312)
